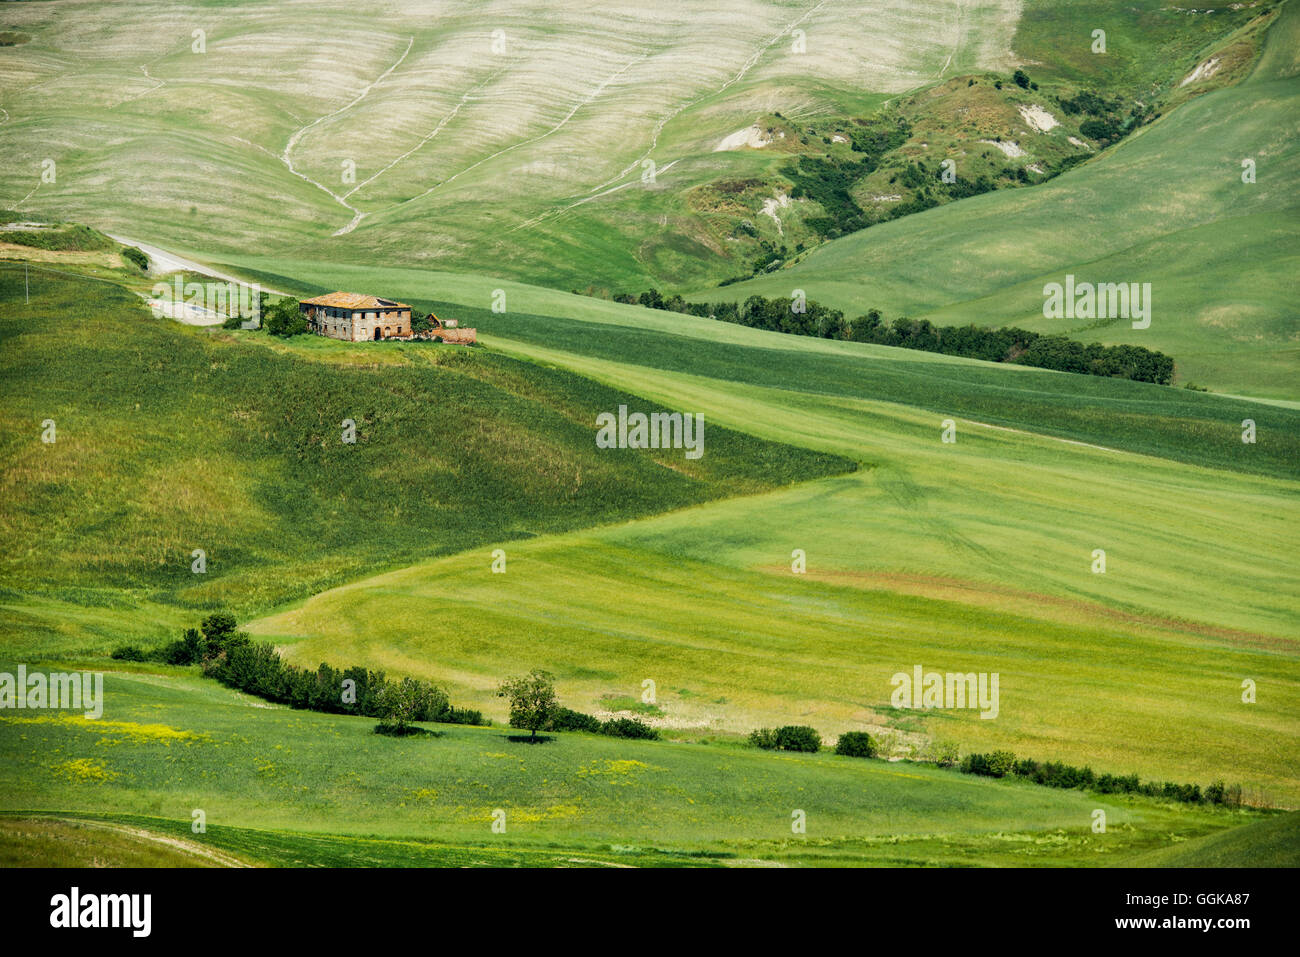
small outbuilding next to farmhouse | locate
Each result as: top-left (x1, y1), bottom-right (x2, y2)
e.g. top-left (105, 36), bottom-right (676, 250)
top-left (299, 291), bottom-right (412, 341)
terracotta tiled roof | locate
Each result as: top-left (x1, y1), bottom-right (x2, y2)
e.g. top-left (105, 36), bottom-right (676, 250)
top-left (299, 291), bottom-right (410, 310)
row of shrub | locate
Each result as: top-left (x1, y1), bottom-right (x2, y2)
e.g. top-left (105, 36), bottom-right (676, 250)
top-left (748, 726), bottom-right (879, 758)
top-left (960, 751), bottom-right (1242, 807)
top-left (619, 292), bottom-right (1175, 384)
top-left (748, 725), bottom-right (823, 753)
top-left (745, 726), bottom-right (1239, 806)
top-left (112, 614), bottom-right (482, 726)
top-left (549, 706), bottom-right (660, 740)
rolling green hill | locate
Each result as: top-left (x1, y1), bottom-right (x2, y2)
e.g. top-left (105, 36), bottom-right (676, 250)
top-left (3, 249), bottom-right (1293, 862)
top-left (1, 0), bottom-right (1277, 299)
top-left (708, 1), bottom-right (1300, 399)
top-left (0, 0), bottom-right (1024, 291)
top-left (0, 267), bottom-right (849, 653)
top-left (252, 305), bottom-right (1300, 803)
top-left (1, 0), bottom-right (1296, 869)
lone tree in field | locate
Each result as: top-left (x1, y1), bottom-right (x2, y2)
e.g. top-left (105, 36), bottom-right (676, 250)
top-left (498, 669), bottom-right (559, 739)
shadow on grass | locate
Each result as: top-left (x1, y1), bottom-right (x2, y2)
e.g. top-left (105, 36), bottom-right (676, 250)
top-left (374, 724), bottom-right (445, 738)
top-left (505, 734), bottom-right (554, 744)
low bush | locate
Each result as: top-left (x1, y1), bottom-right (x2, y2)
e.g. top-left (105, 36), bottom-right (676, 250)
top-left (121, 246), bottom-right (148, 271)
top-left (551, 707), bottom-right (603, 733)
top-left (600, 716), bottom-right (659, 740)
top-left (750, 725), bottom-right (821, 753)
top-left (133, 614), bottom-right (480, 728)
top-left (834, 731), bottom-right (876, 758)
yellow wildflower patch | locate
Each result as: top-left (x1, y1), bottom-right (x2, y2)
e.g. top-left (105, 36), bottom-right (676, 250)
top-left (4, 714), bottom-right (209, 745)
top-left (53, 758), bottom-right (117, 783)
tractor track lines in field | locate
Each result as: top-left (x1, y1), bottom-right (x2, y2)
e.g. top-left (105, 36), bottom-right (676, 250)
top-left (12, 182), bottom-right (40, 210)
top-left (970, 419), bottom-right (1125, 455)
top-left (591, 0), bottom-right (831, 194)
top-left (114, 64), bottom-right (167, 107)
top-left (506, 160), bottom-right (682, 233)
top-left (935, 0), bottom-right (967, 78)
top-left (522, 0), bottom-right (836, 232)
top-left (770, 565), bottom-right (1296, 653)
top-left (278, 35), bottom-right (414, 235)
top-left (386, 51), bottom-right (650, 215)
top-left (18, 817), bottom-right (252, 868)
top-left (506, 0), bottom-right (832, 235)
top-left (283, 35), bottom-right (414, 168)
top-left (342, 66), bottom-right (509, 203)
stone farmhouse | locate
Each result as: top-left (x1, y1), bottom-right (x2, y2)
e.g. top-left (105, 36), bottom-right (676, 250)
top-left (298, 291), bottom-right (476, 344)
top-left (299, 292), bottom-right (410, 341)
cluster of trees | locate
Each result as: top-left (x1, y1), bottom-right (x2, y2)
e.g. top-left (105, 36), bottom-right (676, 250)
top-left (223, 293), bottom-right (308, 335)
top-left (113, 614), bottom-right (482, 728)
top-left (622, 292), bottom-right (1176, 384)
top-left (621, 289), bottom-right (1180, 382)
top-left (1057, 87), bottom-right (1153, 147)
top-left (777, 86), bottom-right (1080, 247)
top-left (112, 612), bottom-right (245, 665)
top-left (718, 70), bottom-right (1151, 257)
top-left (781, 116), bottom-right (912, 240)
top-left (755, 116), bottom-right (913, 244)
top-left (411, 308), bottom-right (434, 333)
top-left (497, 670), bottom-right (659, 741)
top-left (748, 725), bottom-right (822, 753)
top-left (960, 751), bottom-right (1242, 807)
top-left (1012, 68), bottom-right (1039, 91)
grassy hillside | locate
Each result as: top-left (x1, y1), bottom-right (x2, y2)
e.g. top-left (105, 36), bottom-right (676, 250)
top-left (1, 0), bottom-right (1295, 868)
top-left (224, 259), bottom-right (1298, 802)
top-left (1, 259), bottom-right (1295, 864)
top-left (167, 252), bottom-right (1300, 480)
top-left (255, 347), bottom-right (1300, 803)
top-left (0, 0), bottom-right (1025, 292)
top-left (0, 816), bottom-right (249, 867)
top-left (1, 2), bottom-right (1275, 295)
top-left (0, 663), bottom-right (1270, 867)
top-left (1126, 811), bottom-right (1300, 867)
top-left (0, 267), bottom-right (849, 653)
top-left (707, 1), bottom-right (1300, 399)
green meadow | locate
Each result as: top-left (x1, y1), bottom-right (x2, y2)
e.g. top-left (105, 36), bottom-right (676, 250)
top-left (0, 665), bottom-right (1286, 868)
top-left (255, 331), bottom-right (1300, 804)
top-left (3, 260), bottom-right (1294, 862)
